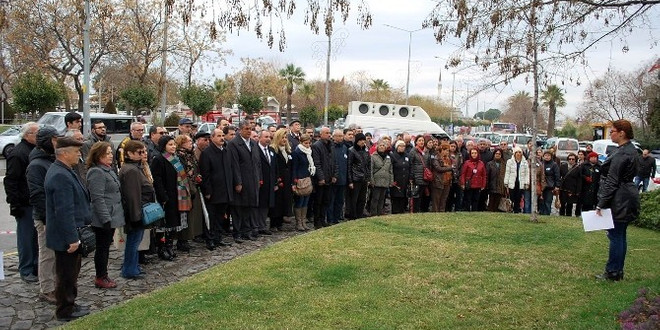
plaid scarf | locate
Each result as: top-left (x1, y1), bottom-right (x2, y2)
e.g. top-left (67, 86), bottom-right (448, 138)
top-left (163, 152), bottom-right (192, 212)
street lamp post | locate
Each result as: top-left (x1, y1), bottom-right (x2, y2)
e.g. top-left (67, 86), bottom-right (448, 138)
top-left (384, 25), bottom-right (425, 105)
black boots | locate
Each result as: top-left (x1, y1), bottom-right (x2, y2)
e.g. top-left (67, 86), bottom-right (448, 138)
top-left (595, 271), bottom-right (624, 281)
top-left (156, 233), bottom-right (176, 261)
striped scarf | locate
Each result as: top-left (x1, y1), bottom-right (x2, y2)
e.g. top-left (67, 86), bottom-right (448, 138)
top-left (163, 152), bottom-right (192, 212)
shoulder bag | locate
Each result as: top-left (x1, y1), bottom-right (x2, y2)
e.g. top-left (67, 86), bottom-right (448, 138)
top-left (498, 195), bottom-right (513, 213)
top-left (417, 152), bottom-right (434, 182)
top-left (77, 225), bottom-right (96, 257)
top-left (142, 191), bottom-right (165, 226)
top-left (294, 177), bottom-right (313, 196)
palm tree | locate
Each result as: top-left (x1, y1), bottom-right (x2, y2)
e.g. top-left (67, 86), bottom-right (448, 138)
top-left (369, 79), bottom-right (390, 100)
top-left (299, 83), bottom-right (316, 108)
top-left (279, 64), bottom-right (305, 123)
top-left (541, 85), bottom-right (566, 138)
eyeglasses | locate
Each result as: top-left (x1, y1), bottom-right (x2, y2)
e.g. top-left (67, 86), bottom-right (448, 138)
top-left (132, 129), bottom-right (145, 132)
top-left (157, 131), bottom-right (167, 135)
top-left (137, 150), bottom-right (146, 155)
top-left (568, 158), bottom-right (576, 161)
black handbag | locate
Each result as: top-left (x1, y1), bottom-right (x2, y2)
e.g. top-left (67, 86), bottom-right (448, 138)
top-left (77, 225), bottom-right (96, 257)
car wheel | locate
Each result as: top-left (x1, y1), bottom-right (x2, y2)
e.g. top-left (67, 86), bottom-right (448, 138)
top-left (3, 144), bottom-right (14, 158)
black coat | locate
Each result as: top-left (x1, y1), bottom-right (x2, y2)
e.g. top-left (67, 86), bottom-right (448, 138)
top-left (26, 147), bottom-right (55, 222)
top-left (227, 135), bottom-right (261, 207)
top-left (4, 139), bottom-right (35, 207)
top-left (580, 162), bottom-right (601, 210)
top-left (560, 163), bottom-right (582, 203)
top-left (150, 153), bottom-right (183, 228)
top-left (390, 151), bottom-right (410, 198)
top-left (258, 145), bottom-right (277, 208)
top-left (598, 141), bottom-right (640, 223)
top-left (271, 149), bottom-right (293, 218)
top-left (543, 160), bottom-right (561, 189)
top-left (199, 143), bottom-right (233, 204)
top-left (409, 148), bottom-right (428, 186)
top-left (312, 139), bottom-right (335, 183)
top-left (348, 145), bottom-right (370, 183)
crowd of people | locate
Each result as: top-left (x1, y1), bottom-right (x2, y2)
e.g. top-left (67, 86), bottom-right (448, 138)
top-left (4, 112), bottom-right (650, 321)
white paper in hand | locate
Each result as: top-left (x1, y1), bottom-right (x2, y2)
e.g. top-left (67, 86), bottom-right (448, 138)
top-left (0, 251), bottom-right (4, 280)
top-left (581, 208), bottom-right (614, 232)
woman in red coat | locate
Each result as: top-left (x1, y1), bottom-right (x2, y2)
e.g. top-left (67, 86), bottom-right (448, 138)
top-left (460, 148), bottom-right (487, 212)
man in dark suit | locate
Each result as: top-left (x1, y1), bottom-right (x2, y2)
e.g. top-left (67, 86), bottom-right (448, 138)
top-left (255, 130), bottom-right (277, 236)
top-left (227, 120), bottom-right (262, 243)
top-left (199, 128), bottom-right (234, 250)
top-left (45, 137), bottom-right (91, 322)
top-left (312, 126), bottom-right (336, 229)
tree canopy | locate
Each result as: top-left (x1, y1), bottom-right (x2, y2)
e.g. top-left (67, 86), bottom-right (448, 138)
top-left (11, 71), bottom-right (64, 115)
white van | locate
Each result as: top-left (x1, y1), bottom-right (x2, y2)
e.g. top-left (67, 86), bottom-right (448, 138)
top-left (344, 101), bottom-right (448, 139)
top-left (592, 139), bottom-right (642, 163)
top-left (543, 137), bottom-right (579, 161)
top-left (37, 112), bottom-right (135, 142)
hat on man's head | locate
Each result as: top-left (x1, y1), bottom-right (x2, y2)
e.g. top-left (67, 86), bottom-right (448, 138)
top-left (289, 119), bottom-right (301, 126)
top-left (179, 118), bottom-right (193, 125)
top-left (355, 133), bottom-right (367, 143)
top-left (394, 140), bottom-right (406, 150)
top-left (37, 127), bottom-right (59, 147)
top-left (194, 131), bottom-right (211, 140)
top-left (588, 151), bottom-right (599, 159)
top-left (55, 137), bottom-right (83, 149)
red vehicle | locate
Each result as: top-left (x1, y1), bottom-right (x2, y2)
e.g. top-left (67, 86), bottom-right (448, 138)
top-left (201, 111), bottom-right (225, 123)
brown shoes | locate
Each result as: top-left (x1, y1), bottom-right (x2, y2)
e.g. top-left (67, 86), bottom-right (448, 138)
top-left (38, 291), bottom-right (56, 304)
top-left (94, 275), bottom-right (117, 289)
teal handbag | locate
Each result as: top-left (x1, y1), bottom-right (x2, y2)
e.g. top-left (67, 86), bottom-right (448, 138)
top-left (142, 193), bottom-right (165, 226)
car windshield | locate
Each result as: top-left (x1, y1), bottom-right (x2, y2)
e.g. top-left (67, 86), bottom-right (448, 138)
top-left (1, 127), bottom-right (20, 136)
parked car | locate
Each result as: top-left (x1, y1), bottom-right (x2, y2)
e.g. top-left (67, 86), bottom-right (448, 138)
top-left (36, 112), bottom-right (135, 143)
top-left (543, 137), bottom-right (580, 161)
top-left (197, 122), bottom-right (216, 134)
top-left (0, 125), bottom-right (21, 158)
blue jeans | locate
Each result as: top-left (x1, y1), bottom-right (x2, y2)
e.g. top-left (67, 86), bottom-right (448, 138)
top-left (122, 229), bottom-right (144, 278)
top-left (327, 185), bottom-right (345, 223)
top-left (539, 188), bottom-right (554, 215)
top-left (633, 176), bottom-right (650, 192)
top-left (523, 190), bottom-right (532, 214)
top-left (294, 195), bottom-right (310, 208)
top-left (16, 206), bottom-right (38, 277)
top-left (606, 221), bottom-right (629, 273)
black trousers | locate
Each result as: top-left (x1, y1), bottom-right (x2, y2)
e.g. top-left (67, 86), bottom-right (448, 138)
top-left (391, 196), bottom-right (408, 214)
top-left (231, 206), bottom-right (253, 238)
top-left (92, 226), bottom-right (115, 278)
top-left (348, 181), bottom-right (368, 219)
top-left (55, 250), bottom-right (82, 318)
top-left (463, 188), bottom-right (481, 212)
top-left (314, 184), bottom-right (331, 226)
top-left (205, 202), bottom-right (228, 242)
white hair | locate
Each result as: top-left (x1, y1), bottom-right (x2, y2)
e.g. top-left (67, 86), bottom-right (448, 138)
top-left (19, 122), bottom-right (38, 139)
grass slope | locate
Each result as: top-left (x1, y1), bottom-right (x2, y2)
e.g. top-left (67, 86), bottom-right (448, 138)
top-left (68, 213), bottom-right (660, 329)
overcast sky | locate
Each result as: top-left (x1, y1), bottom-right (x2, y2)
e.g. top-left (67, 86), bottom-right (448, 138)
top-left (202, 0), bottom-right (659, 120)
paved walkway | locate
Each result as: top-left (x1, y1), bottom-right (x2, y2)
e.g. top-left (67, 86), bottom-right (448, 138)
top-left (0, 221), bottom-right (303, 329)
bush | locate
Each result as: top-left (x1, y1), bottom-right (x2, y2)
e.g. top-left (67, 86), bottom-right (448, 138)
top-left (164, 112), bottom-right (181, 127)
top-left (618, 288), bottom-right (660, 329)
top-left (635, 189), bottom-right (660, 231)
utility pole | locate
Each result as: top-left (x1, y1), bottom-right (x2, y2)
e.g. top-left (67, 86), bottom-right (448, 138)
top-left (384, 25), bottom-right (425, 105)
top-left (324, 32), bottom-right (330, 126)
top-left (159, 1), bottom-right (169, 123)
top-left (82, 0), bottom-right (91, 136)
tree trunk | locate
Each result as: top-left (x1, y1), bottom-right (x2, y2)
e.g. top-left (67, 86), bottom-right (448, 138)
top-left (286, 88), bottom-right (293, 124)
top-left (529, 5), bottom-right (539, 223)
top-left (547, 103), bottom-right (556, 137)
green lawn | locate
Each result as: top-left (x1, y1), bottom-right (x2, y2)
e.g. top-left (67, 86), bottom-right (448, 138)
top-left (67, 213), bottom-right (660, 329)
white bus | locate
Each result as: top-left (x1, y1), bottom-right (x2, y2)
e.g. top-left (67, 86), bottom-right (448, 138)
top-left (344, 101), bottom-right (448, 139)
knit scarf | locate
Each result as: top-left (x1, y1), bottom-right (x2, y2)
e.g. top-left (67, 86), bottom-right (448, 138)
top-left (297, 144), bottom-right (316, 176)
top-left (163, 152), bottom-right (192, 212)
